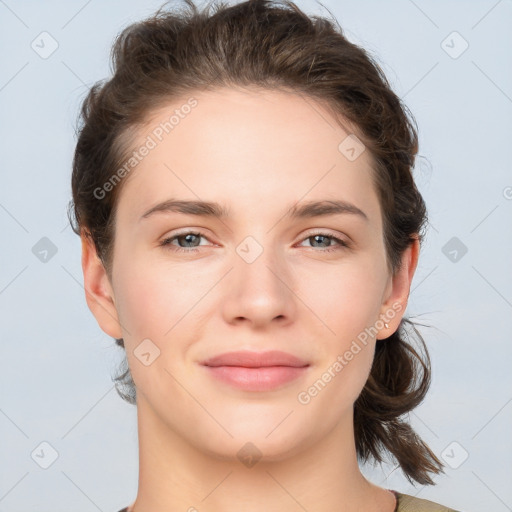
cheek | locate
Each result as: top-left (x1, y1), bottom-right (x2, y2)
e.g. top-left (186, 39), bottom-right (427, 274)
top-left (114, 270), bottom-right (165, 340)
top-left (299, 258), bottom-right (387, 394)
top-left (302, 259), bottom-right (387, 339)
top-left (114, 267), bottom-right (187, 339)
top-left (111, 262), bottom-right (200, 393)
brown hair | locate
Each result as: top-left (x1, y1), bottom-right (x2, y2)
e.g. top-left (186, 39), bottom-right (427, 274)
top-left (68, 0), bottom-right (444, 485)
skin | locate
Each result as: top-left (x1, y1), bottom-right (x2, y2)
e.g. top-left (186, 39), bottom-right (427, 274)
top-left (82, 86), bottom-right (419, 512)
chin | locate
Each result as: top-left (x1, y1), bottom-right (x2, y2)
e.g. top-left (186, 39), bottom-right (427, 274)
top-left (190, 413), bottom-right (316, 464)
top-left (198, 433), bottom-right (307, 465)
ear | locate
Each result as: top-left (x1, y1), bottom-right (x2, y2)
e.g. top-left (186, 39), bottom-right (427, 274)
top-left (81, 232), bottom-right (123, 339)
top-left (377, 237), bottom-right (420, 340)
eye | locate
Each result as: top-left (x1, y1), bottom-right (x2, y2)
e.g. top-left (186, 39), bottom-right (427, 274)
top-left (159, 230), bottom-right (211, 253)
top-left (159, 230), bottom-right (350, 254)
top-left (298, 232), bottom-right (350, 253)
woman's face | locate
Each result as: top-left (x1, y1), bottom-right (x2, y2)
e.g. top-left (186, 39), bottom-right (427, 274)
top-left (85, 86), bottom-right (414, 461)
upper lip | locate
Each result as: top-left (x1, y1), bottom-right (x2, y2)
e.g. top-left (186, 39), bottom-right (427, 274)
top-left (201, 350), bottom-right (309, 368)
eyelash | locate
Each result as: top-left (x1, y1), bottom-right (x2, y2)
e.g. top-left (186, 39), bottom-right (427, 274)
top-left (159, 230), bottom-right (349, 254)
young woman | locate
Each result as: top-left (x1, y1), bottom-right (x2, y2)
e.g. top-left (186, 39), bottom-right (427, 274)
top-left (68, 0), bottom-right (462, 510)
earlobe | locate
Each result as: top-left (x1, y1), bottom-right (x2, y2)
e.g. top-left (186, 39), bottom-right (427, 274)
top-left (377, 237), bottom-right (420, 339)
top-left (81, 232), bottom-right (123, 339)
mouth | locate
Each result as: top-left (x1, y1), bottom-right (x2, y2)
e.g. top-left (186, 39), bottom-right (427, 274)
top-left (200, 350), bottom-right (310, 392)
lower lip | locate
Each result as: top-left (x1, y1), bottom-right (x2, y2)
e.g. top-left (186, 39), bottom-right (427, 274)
top-left (203, 365), bottom-right (309, 391)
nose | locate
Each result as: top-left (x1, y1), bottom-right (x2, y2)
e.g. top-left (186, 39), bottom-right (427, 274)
top-left (221, 241), bottom-right (296, 329)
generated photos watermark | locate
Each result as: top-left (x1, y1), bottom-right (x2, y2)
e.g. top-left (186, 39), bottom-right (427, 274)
top-left (93, 97), bottom-right (198, 200)
top-left (297, 301), bottom-right (402, 405)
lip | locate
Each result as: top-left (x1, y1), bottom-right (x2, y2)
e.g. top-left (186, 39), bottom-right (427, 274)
top-left (201, 350), bottom-right (309, 368)
top-left (200, 350), bottom-right (310, 391)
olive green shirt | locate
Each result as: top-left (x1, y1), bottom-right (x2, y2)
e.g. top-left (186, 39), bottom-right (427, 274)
top-left (393, 490), bottom-right (460, 511)
top-left (117, 491), bottom-right (461, 511)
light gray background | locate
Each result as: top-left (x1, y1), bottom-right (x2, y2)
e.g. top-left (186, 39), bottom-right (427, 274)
top-left (1, 0), bottom-right (511, 511)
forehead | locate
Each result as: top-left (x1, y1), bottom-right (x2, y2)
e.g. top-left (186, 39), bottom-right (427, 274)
top-left (115, 86), bottom-right (381, 225)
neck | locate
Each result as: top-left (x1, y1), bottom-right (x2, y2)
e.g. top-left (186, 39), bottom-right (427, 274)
top-left (128, 398), bottom-right (396, 512)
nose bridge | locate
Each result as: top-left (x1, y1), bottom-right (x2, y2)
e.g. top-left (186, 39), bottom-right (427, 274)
top-left (222, 233), bottom-right (295, 325)
top-left (235, 233), bottom-right (284, 292)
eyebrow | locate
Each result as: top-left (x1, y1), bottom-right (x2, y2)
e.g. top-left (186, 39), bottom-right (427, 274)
top-left (139, 199), bottom-right (368, 222)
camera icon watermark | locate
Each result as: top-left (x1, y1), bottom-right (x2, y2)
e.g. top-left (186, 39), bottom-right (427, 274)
top-left (338, 134), bottom-right (366, 162)
top-left (442, 236), bottom-right (468, 263)
top-left (441, 31), bottom-right (469, 59)
top-left (31, 441), bottom-right (59, 469)
top-left (31, 31), bottom-right (59, 59)
top-left (441, 441), bottom-right (469, 469)
top-left (134, 338), bottom-right (161, 366)
top-left (32, 237), bottom-right (58, 263)
top-left (237, 441), bottom-right (262, 468)
top-left (236, 236), bottom-right (263, 264)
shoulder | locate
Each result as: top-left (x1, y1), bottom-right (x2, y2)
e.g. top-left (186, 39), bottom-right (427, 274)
top-left (395, 491), bottom-right (461, 512)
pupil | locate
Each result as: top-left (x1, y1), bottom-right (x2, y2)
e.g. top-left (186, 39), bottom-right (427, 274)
top-left (183, 234), bottom-right (199, 247)
top-left (314, 235), bottom-right (328, 247)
